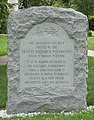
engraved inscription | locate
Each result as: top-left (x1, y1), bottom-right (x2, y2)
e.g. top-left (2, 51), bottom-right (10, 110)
top-left (20, 23), bottom-right (74, 88)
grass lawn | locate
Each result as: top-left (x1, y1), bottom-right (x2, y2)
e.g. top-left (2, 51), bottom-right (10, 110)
top-left (0, 35), bottom-right (8, 56)
top-left (87, 57), bottom-right (94, 106)
top-left (0, 65), bottom-right (7, 109)
top-left (88, 37), bottom-right (94, 51)
top-left (88, 31), bottom-right (94, 50)
top-left (0, 109), bottom-right (94, 120)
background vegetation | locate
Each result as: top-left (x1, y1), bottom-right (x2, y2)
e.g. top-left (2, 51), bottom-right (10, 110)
top-left (19, 0), bottom-right (94, 16)
top-left (0, 0), bottom-right (94, 34)
top-left (89, 16), bottom-right (94, 31)
top-left (0, 0), bottom-right (9, 34)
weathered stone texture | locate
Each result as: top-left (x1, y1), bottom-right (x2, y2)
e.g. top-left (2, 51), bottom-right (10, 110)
top-left (7, 6), bottom-right (88, 114)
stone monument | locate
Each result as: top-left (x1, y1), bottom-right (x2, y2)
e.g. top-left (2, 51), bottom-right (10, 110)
top-left (7, 6), bottom-right (88, 114)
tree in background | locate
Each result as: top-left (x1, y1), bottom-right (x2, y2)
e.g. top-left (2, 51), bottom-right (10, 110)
top-left (57, 0), bottom-right (73, 7)
top-left (0, 0), bottom-right (93, 34)
top-left (0, 0), bottom-right (9, 34)
top-left (73, 0), bottom-right (94, 17)
top-left (19, 0), bottom-right (59, 8)
top-left (19, 0), bottom-right (73, 8)
top-left (19, 0), bottom-right (94, 17)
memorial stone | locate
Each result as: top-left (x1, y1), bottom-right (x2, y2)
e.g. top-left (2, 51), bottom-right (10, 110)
top-left (7, 6), bottom-right (88, 114)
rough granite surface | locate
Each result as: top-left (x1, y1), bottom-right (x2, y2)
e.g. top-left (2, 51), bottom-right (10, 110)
top-left (7, 6), bottom-right (88, 114)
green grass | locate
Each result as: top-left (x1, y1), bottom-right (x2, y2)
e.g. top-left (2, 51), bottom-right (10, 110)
top-left (92, 31), bottom-right (94, 36)
top-left (87, 57), bottom-right (94, 106)
top-left (88, 31), bottom-right (94, 50)
top-left (0, 109), bottom-right (94, 120)
top-left (0, 65), bottom-right (7, 109)
top-left (0, 35), bottom-right (8, 56)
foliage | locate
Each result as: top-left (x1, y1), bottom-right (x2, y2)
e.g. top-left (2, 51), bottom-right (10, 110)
top-left (19, 0), bottom-right (73, 8)
top-left (0, 35), bottom-right (8, 56)
top-left (89, 16), bottom-right (94, 31)
top-left (56, 0), bottom-right (73, 7)
top-left (0, 1), bottom-right (9, 34)
top-left (72, 0), bottom-right (94, 17)
top-left (88, 31), bottom-right (92, 37)
top-left (19, 0), bottom-right (94, 17)
top-left (19, 0), bottom-right (56, 8)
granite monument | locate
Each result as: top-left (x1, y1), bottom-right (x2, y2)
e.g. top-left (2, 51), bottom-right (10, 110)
top-left (7, 6), bottom-right (88, 114)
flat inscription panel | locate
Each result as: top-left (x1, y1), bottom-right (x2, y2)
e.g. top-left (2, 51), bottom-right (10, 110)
top-left (20, 22), bottom-right (74, 88)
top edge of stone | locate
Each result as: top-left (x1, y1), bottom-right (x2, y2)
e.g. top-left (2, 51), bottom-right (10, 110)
top-left (9, 6), bottom-right (87, 19)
